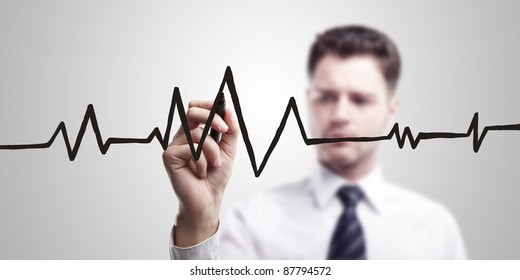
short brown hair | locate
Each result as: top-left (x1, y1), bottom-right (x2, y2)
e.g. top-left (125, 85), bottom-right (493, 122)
top-left (308, 25), bottom-right (401, 91)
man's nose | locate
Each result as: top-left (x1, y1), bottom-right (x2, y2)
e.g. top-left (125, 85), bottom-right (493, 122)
top-left (331, 95), bottom-right (353, 123)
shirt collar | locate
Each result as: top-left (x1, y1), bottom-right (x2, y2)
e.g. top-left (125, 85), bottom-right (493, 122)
top-left (307, 163), bottom-right (386, 214)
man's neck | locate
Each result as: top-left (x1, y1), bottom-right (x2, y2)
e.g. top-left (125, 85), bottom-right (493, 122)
top-left (321, 157), bottom-right (378, 183)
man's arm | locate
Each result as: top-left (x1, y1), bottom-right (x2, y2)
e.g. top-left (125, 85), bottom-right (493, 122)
top-left (169, 223), bottom-right (220, 260)
top-left (163, 99), bottom-right (240, 258)
top-left (169, 199), bottom-right (262, 260)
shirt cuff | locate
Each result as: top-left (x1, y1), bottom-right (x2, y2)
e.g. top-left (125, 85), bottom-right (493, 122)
top-left (169, 223), bottom-right (220, 260)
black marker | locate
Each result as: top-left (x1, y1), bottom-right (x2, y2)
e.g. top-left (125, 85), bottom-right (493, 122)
top-left (210, 92), bottom-right (226, 143)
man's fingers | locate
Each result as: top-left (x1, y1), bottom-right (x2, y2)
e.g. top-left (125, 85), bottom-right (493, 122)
top-left (170, 127), bottom-right (221, 168)
top-left (190, 128), bottom-right (221, 167)
top-left (164, 143), bottom-right (209, 178)
top-left (172, 106), bottom-right (227, 146)
top-left (163, 144), bottom-right (191, 170)
top-left (187, 107), bottom-right (228, 132)
top-left (188, 100), bottom-right (214, 110)
top-left (192, 151), bottom-right (208, 178)
top-left (219, 107), bottom-right (240, 159)
top-left (167, 99), bottom-right (238, 169)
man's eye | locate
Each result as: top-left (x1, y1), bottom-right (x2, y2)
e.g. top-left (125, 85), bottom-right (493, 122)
top-left (352, 96), bottom-right (369, 106)
top-left (319, 95), bottom-right (332, 103)
top-left (317, 93), bottom-right (335, 103)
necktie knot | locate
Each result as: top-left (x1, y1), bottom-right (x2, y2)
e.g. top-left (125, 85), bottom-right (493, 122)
top-left (337, 185), bottom-right (364, 207)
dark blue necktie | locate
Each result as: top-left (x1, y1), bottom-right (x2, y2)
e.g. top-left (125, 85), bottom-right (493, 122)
top-left (327, 185), bottom-right (367, 260)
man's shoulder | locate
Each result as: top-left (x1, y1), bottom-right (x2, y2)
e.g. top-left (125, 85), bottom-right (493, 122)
top-left (381, 182), bottom-right (467, 258)
top-left (380, 182), bottom-right (455, 221)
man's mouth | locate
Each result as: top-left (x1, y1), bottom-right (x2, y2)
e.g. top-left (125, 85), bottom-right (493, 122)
top-left (325, 131), bottom-right (356, 139)
top-left (323, 132), bottom-right (356, 146)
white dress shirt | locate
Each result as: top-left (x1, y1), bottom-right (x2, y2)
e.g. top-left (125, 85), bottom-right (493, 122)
top-left (170, 165), bottom-right (467, 259)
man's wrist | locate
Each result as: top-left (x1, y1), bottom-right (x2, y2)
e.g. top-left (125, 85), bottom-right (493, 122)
top-left (174, 211), bottom-right (220, 247)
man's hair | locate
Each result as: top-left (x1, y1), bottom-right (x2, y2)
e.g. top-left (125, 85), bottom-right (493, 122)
top-left (308, 25), bottom-right (401, 91)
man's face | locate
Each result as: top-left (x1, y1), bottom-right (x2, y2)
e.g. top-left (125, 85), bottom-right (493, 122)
top-left (307, 54), bottom-right (399, 175)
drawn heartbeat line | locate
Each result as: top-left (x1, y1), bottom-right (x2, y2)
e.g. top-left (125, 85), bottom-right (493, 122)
top-left (1, 66), bottom-right (520, 177)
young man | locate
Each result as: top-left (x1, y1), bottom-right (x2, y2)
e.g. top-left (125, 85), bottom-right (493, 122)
top-left (163, 25), bottom-right (467, 259)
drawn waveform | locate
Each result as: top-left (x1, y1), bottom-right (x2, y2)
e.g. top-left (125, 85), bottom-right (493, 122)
top-left (1, 67), bottom-right (520, 177)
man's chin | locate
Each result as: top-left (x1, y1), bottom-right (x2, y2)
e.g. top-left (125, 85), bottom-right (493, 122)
top-left (319, 149), bottom-right (359, 170)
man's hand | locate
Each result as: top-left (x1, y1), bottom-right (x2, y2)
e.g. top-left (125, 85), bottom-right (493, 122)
top-left (162, 100), bottom-right (239, 247)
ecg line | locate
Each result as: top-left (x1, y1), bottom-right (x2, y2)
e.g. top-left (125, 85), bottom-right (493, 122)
top-left (1, 66), bottom-right (520, 177)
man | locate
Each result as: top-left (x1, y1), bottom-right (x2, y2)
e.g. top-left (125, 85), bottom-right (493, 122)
top-left (163, 25), bottom-right (467, 259)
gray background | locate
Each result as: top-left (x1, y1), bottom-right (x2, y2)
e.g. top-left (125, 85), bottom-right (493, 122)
top-left (1, 0), bottom-right (519, 259)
